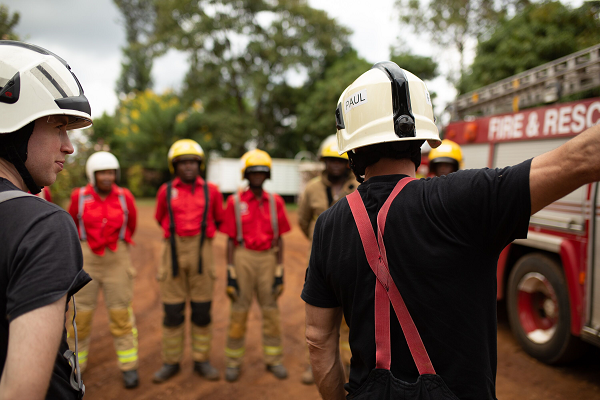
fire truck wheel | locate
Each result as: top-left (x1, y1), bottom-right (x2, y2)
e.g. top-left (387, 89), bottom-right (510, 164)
top-left (507, 253), bottom-right (585, 364)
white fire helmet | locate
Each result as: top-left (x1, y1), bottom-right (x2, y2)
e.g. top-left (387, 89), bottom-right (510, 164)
top-left (335, 61), bottom-right (441, 154)
top-left (86, 151), bottom-right (120, 186)
top-left (0, 41), bottom-right (93, 133)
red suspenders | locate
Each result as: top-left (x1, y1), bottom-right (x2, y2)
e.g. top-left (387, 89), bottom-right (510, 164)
top-left (347, 177), bottom-right (436, 375)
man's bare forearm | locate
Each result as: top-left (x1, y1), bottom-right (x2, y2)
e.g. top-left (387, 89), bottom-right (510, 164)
top-left (308, 337), bottom-right (346, 400)
top-left (531, 123), bottom-right (600, 214)
top-left (305, 304), bottom-right (345, 400)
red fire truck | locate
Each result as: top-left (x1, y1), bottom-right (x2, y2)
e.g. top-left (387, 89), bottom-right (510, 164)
top-left (443, 97), bottom-right (600, 364)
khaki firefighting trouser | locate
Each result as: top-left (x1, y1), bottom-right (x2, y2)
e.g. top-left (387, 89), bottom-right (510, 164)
top-left (158, 235), bottom-right (215, 364)
top-left (67, 243), bottom-right (138, 372)
top-left (225, 247), bottom-right (283, 368)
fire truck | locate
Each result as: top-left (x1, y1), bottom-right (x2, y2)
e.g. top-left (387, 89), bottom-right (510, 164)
top-left (442, 44), bottom-right (600, 364)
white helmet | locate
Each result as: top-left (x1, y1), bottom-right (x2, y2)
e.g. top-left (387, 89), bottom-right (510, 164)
top-left (86, 151), bottom-right (120, 186)
top-left (0, 41), bottom-right (93, 194)
top-left (0, 41), bottom-right (93, 133)
top-left (335, 61), bottom-right (441, 154)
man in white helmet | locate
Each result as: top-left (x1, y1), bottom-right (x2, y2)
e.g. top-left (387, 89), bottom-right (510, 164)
top-left (67, 151), bottom-right (139, 389)
top-left (302, 61), bottom-right (600, 400)
top-left (0, 41), bottom-right (93, 399)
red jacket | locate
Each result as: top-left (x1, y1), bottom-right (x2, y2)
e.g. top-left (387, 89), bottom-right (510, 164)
top-left (68, 184), bottom-right (137, 256)
top-left (155, 176), bottom-right (224, 239)
top-left (220, 188), bottom-right (291, 251)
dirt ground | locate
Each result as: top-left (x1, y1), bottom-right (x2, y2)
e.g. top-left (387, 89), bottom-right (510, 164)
top-left (80, 203), bottom-right (600, 400)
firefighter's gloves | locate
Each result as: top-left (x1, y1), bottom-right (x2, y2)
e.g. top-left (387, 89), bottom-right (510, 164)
top-left (272, 264), bottom-right (284, 298)
top-left (226, 265), bottom-right (239, 302)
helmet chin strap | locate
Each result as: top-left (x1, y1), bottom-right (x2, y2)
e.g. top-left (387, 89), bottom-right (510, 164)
top-left (0, 121), bottom-right (41, 194)
top-left (6, 143), bottom-right (41, 194)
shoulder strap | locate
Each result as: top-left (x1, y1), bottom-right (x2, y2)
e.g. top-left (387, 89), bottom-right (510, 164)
top-left (347, 178), bottom-right (436, 375)
top-left (166, 181), bottom-right (179, 277)
top-left (117, 188), bottom-right (129, 241)
top-left (0, 190), bottom-right (35, 203)
top-left (268, 192), bottom-right (279, 248)
top-left (326, 186), bottom-right (334, 207)
top-left (77, 187), bottom-right (90, 241)
top-left (197, 183), bottom-right (210, 274)
top-left (233, 193), bottom-right (244, 246)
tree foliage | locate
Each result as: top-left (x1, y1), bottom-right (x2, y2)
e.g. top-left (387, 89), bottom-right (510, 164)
top-left (114, 0), bottom-right (156, 95)
top-left (458, 1), bottom-right (600, 94)
top-left (0, 5), bottom-right (20, 40)
top-left (152, 0), bottom-right (351, 158)
top-left (396, 0), bottom-right (525, 77)
top-left (295, 50), bottom-right (371, 154)
top-left (390, 50), bottom-right (438, 81)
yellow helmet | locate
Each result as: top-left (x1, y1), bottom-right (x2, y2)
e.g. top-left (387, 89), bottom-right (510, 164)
top-left (428, 139), bottom-right (463, 170)
top-left (241, 149), bottom-right (272, 179)
top-left (168, 139), bottom-right (204, 173)
top-left (319, 134), bottom-right (348, 160)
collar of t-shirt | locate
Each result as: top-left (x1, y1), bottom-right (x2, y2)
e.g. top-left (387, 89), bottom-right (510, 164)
top-left (360, 174), bottom-right (411, 188)
top-left (0, 177), bottom-right (20, 192)
top-left (172, 176), bottom-right (206, 191)
top-left (240, 187), bottom-right (269, 203)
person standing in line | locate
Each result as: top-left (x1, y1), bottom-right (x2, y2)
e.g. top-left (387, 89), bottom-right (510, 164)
top-left (0, 40), bottom-right (92, 399)
top-left (427, 139), bottom-right (463, 177)
top-left (302, 61), bottom-right (600, 400)
top-left (219, 149), bottom-right (291, 382)
top-left (153, 139), bottom-right (223, 383)
top-left (67, 151), bottom-right (139, 389)
top-left (297, 134), bottom-right (357, 384)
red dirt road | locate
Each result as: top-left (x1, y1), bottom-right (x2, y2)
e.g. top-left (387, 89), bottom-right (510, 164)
top-left (80, 203), bottom-right (600, 400)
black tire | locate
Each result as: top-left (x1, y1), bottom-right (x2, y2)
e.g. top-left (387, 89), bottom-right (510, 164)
top-left (506, 253), bottom-right (586, 364)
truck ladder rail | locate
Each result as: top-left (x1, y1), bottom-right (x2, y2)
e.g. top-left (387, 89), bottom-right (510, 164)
top-left (450, 44), bottom-right (600, 120)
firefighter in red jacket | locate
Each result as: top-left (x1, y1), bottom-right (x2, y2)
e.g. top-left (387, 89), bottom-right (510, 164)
top-left (153, 139), bottom-right (224, 383)
top-left (220, 149), bottom-right (291, 382)
top-left (67, 151), bottom-right (139, 389)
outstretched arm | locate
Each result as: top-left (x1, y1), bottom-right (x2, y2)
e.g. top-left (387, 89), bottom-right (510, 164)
top-left (305, 303), bottom-right (345, 400)
top-left (530, 124), bottom-right (600, 214)
top-left (0, 295), bottom-right (67, 400)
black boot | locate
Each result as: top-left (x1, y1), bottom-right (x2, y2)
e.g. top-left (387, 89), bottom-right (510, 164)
top-left (152, 363), bottom-right (180, 383)
top-left (123, 370), bottom-right (139, 389)
top-left (194, 361), bottom-right (219, 381)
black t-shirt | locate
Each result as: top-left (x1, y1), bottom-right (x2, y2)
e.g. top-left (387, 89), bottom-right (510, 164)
top-left (0, 178), bottom-right (91, 399)
top-left (302, 160), bottom-right (532, 400)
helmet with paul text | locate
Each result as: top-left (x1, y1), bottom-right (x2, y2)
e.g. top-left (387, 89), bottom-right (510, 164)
top-left (167, 139), bottom-right (204, 174)
top-left (428, 139), bottom-right (463, 173)
top-left (335, 61), bottom-right (440, 154)
top-left (318, 134), bottom-right (348, 160)
top-left (86, 151), bottom-right (120, 186)
top-left (240, 149), bottom-right (272, 179)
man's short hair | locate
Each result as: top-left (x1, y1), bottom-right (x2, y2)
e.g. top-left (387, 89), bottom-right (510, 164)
top-left (348, 140), bottom-right (424, 182)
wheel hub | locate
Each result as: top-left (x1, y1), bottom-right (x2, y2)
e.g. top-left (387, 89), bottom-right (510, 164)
top-left (517, 272), bottom-right (559, 344)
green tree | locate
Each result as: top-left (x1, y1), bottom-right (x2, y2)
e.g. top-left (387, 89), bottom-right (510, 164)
top-left (458, 1), bottom-right (600, 94)
top-left (114, 0), bottom-right (156, 95)
top-left (0, 5), bottom-right (20, 40)
top-left (396, 0), bottom-right (525, 78)
top-left (390, 50), bottom-right (438, 81)
top-left (153, 0), bottom-right (351, 158)
top-left (295, 50), bottom-right (371, 154)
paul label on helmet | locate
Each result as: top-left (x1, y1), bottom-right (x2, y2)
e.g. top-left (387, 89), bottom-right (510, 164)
top-left (0, 41), bottom-right (92, 399)
top-left (153, 139), bottom-right (224, 383)
top-left (66, 151), bottom-right (140, 389)
top-left (219, 149), bottom-right (292, 382)
top-left (302, 60), bottom-right (600, 400)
